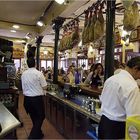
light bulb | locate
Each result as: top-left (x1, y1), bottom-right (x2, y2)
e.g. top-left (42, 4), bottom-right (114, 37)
top-left (37, 21), bottom-right (44, 27)
top-left (10, 30), bottom-right (16, 33)
top-left (13, 25), bottom-right (20, 29)
top-left (55, 0), bottom-right (64, 4)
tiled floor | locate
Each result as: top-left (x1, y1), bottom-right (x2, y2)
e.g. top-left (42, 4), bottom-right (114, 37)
top-left (16, 93), bottom-right (64, 139)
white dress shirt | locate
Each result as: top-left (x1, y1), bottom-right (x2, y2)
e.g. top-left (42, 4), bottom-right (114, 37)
top-left (100, 70), bottom-right (140, 121)
top-left (136, 79), bottom-right (140, 87)
top-left (21, 68), bottom-right (47, 97)
top-left (114, 68), bottom-right (122, 75)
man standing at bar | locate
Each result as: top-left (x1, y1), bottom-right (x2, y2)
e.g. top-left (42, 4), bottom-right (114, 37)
top-left (21, 57), bottom-right (47, 139)
top-left (98, 56), bottom-right (140, 139)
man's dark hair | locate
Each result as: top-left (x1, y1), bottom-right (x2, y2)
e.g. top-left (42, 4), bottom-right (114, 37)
top-left (27, 57), bottom-right (35, 68)
top-left (127, 56), bottom-right (140, 70)
top-left (27, 44), bottom-right (36, 59)
top-left (114, 59), bottom-right (120, 69)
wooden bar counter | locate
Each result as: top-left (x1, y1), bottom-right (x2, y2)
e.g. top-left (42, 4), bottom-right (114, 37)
top-left (45, 79), bottom-right (102, 139)
top-left (45, 91), bottom-right (100, 139)
top-left (58, 80), bottom-right (102, 98)
top-left (79, 85), bottom-right (102, 97)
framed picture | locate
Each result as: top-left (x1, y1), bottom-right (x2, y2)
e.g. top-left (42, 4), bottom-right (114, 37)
top-left (129, 29), bottom-right (139, 42)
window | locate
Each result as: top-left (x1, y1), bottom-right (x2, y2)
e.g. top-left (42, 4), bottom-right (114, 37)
top-left (78, 59), bottom-right (88, 70)
top-left (60, 60), bottom-right (65, 69)
top-left (47, 60), bottom-right (52, 68)
top-left (41, 60), bottom-right (46, 69)
top-left (14, 59), bottom-right (20, 70)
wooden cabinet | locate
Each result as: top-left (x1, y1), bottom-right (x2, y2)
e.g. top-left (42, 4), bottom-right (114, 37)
top-left (45, 94), bottom-right (51, 120)
top-left (74, 111), bottom-right (89, 139)
top-left (57, 101), bottom-right (64, 134)
top-left (50, 98), bottom-right (57, 126)
top-left (45, 93), bottom-right (99, 139)
top-left (64, 105), bottom-right (74, 139)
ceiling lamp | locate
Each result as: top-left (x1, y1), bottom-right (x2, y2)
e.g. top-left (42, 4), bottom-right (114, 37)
top-left (37, 20), bottom-right (44, 27)
top-left (55, 0), bottom-right (64, 4)
top-left (13, 25), bottom-right (20, 29)
top-left (15, 40), bottom-right (26, 43)
top-left (37, 17), bottom-right (44, 27)
top-left (10, 30), bottom-right (16, 33)
top-left (25, 33), bottom-right (32, 39)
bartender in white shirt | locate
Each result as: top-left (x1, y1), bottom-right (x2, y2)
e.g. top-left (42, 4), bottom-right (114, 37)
top-left (21, 57), bottom-right (47, 139)
top-left (98, 56), bottom-right (140, 139)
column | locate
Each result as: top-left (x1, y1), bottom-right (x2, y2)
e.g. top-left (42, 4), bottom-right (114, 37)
top-left (52, 17), bottom-right (65, 84)
top-left (36, 36), bottom-right (43, 70)
top-left (104, 0), bottom-right (116, 81)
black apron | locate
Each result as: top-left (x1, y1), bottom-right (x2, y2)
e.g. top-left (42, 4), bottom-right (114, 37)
top-left (98, 115), bottom-right (125, 139)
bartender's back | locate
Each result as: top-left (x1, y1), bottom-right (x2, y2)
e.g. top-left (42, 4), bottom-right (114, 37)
top-left (22, 68), bottom-right (46, 97)
top-left (21, 60), bottom-right (47, 97)
top-left (21, 57), bottom-right (47, 139)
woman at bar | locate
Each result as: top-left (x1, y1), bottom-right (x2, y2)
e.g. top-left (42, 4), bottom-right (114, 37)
top-left (90, 63), bottom-right (104, 88)
top-left (84, 64), bottom-right (95, 84)
top-left (63, 66), bottom-right (75, 84)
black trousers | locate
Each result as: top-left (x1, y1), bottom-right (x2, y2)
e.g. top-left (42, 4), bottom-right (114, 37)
top-left (24, 95), bottom-right (45, 139)
top-left (98, 115), bottom-right (125, 139)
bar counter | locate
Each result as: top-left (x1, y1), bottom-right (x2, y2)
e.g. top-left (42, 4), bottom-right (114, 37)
top-left (47, 91), bottom-right (101, 123)
top-left (58, 80), bottom-right (102, 98)
top-left (45, 79), bottom-right (102, 139)
top-left (45, 90), bottom-right (101, 139)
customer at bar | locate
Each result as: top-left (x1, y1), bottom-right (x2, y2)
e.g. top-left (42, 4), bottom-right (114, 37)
top-left (98, 56), bottom-right (140, 139)
top-left (84, 63), bottom-right (95, 84)
top-left (62, 65), bottom-right (75, 84)
top-left (91, 63), bottom-right (104, 88)
top-left (21, 57), bottom-right (47, 139)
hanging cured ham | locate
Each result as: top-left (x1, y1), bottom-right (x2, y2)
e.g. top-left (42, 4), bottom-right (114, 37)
top-left (89, 11), bottom-right (97, 42)
top-left (86, 11), bottom-right (93, 44)
top-left (94, 9), bottom-right (104, 41)
top-left (59, 26), bottom-right (67, 51)
top-left (82, 11), bottom-right (89, 45)
top-left (70, 20), bottom-right (80, 48)
top-left (66, 25), bottom-right (72, 49)
top-left (123, 1), bottom-right (139, 31)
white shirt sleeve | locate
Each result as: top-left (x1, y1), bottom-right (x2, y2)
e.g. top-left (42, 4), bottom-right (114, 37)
top-left (21, 75), bottom-right (24, 90)
top-left (39, 72), bottom-right (47, 87)
top-left (125, 87), bottom-right (140, 116)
